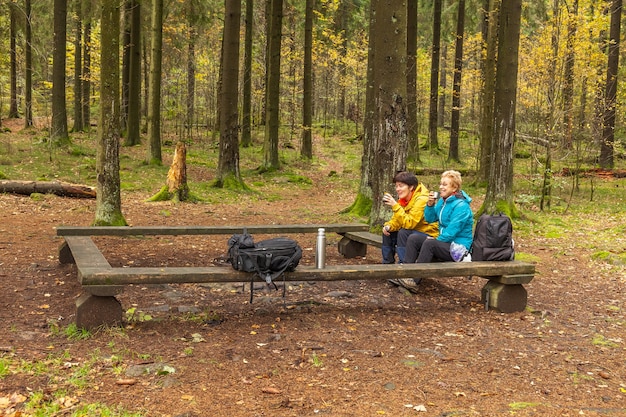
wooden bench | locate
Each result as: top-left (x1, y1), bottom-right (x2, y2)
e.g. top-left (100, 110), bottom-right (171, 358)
top-left (337, 231), bottom-right (382, 257)
top-left (57, 225), bottom-right (535, 329)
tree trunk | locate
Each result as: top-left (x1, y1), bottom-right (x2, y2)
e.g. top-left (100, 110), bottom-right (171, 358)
top-left (449, 0), bottom-right (466, 163)
top-left (427, 0), bottom-right (442, 149)
top-left (9, 1), bottom-right (19, 118)
top-left (540, 0), bottom-right (560, 212)
top-left (263, 0), bottom-right (283, 170)
top-left (478, 0), bottom-right (499, 183)
top-left (82, 0), bottom-right (92, 131)
top-left (52, 0), bottom-right (70, 144)
top-left (369, 0), bottom-right (408, 227)
top-left (562, 0), bottom-right (578, 149)
top-left (600, 0), bottom-right (621, 169)
top-left (121, 0), bottom-right (131, 135)
top-left (24, 0), bottom-right (33, 128)
top-left (406, 0), bottom-right (419, 161)
top-left (348, 0), bottom-right (376, 218)
top-left (241, 0), bottom-right (253, 147)
top-left (301, 0), bottom-right (314, 159)
top-left (438, 44), bottom-right (447, 128)
top-left (72, 0), bottom-right (84, 132)
top-left (147, 0), bottom-right (164, 165)
top-left (95, 0), bottom-right (126, 226)
top-left (483, 0), bottom-right (522, 217)
top-left (217, 0), bottom-right (244, 188)
top-left (125, 0), bottom-right (141, 146)
top-left (186, 0), bottom-right (197, 141)
top-left (336, 1), bottom-right (347, 120)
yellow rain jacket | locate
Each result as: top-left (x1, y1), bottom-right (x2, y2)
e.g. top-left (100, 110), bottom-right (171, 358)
top-left (384, 183), bottom-right (439, 237)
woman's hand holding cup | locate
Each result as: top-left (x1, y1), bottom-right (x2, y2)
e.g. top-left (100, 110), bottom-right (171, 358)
top-left (383, 192), bottom-right (396, 206)
top-left (428, 191), bottom-right (439, 206)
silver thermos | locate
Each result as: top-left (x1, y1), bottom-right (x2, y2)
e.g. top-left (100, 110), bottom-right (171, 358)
top-left (315, 228), bottom-right (326, 269)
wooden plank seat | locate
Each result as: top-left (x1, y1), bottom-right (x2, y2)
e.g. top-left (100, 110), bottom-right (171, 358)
top-left (56, 223), bottom-right (369, 237)
top-left (57, 225), bottom-right (536, 329)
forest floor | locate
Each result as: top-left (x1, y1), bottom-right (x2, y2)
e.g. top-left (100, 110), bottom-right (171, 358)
top-left (0, 119), bottom-right (625, 416)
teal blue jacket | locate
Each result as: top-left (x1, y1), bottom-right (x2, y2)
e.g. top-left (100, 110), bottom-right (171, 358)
top-left (424, 190), bottom-right (474, 249)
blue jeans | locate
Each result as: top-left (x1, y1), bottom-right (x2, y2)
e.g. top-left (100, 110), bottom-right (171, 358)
top-left (382, 229), bottom-right (429, 264)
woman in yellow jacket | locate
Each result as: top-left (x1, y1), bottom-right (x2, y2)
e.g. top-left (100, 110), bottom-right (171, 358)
top-left (382, 171), bottom-right (439, 264)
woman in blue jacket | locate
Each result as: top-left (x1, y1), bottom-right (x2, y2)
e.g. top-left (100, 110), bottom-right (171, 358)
top-left (392, 170), bottom-right (474, 293)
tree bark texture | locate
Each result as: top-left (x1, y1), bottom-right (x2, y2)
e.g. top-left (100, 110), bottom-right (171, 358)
top-left (479, 0), bottom-right (499, 183)
top-left (264, 0), bottom-right (283, 170)
top-left (148, 0), bottom-right (164, 164)
top-left (301, 0), bottom-right (314, 159)
top-left (356, 0), bottom-right (377, 208)
top-left (427, 0), bottom-right (442, 149)
top-left (241, 0), bottom-right (253, 148)
top-left (9, 1), bottom-right (19, 118)
top-left (72, 0), bottom-right (84, 132)
top-left (52, 0), bottom-right (69, 143)
top-left (95, 0), bottom-right (125, 226)
top-left (218, 0), bottom-right (243, 185)
top-left (600, 0), bottom-right (621, 169)
top-left (484, 0), bottom-right (522, 216)
top-left (406, 0), bottom-right (419, 160)
top-left (121, 0), bottom-right (132, 134)
top-left (24, 0), bottom-right (33, 128)
top-left (562, 0), bottom-right (578, 149)
top-left (186, 0), bottom-right (197, 141)
top-left (449, 0), bottom-right (466, 163)
top-left (126, 0), bottom-right (141, 146)
top-left (82, 2), bottom-right (92, 131)
top-left (369, 0), bottom-right (408, 227)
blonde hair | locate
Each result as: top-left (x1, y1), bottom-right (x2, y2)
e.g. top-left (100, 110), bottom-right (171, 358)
top-left (441, 170), bottom-right (462, 191)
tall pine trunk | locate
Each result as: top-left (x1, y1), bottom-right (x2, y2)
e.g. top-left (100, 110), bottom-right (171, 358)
top-left (301, 0), bottom-right (314, 159)
top-left (125, 0), bottom-right (141, 146)
top-left (9, 1), bottom-right (19, 118)
top-left (72, 0), bottom-right (84, 132)
top-left (95, 0), bottom-right (126, 226)
top-left (427, 0), bottom-right (442, 149)
top-left (483, 0), bottom-right (522, 216)
top-left (263, 0), bottom-right (283, 170)
top-left (449, 0), bottom-right (466, 163)
top-left (147, 0), bottom-right (164, 165)
top-left (369, 0), bottom-right (408, 227)
top-left (478, 0), bottom-right (499, 183)
top-left (217, 0), bottom-right (244, 187)
top-left (52, 0), bottom-right (69, 144)
top-left (406, 0), bottom-right (419, 161)
top-left (186, 0), bottom-right (197, 141)
top-left (24, 0), bottom-right (33, 128)
top-left (600, 0), bottom-right (621, 169)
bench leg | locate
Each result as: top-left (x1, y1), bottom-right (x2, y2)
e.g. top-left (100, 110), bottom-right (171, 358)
top-left (76, 293), bottom-right (123, 330)
top-left (338, 236), bottom-right (367, 258)
top-left (59, 241), bottom-right (75, 265)
top-left (481, 281), bottom-right (527, 313)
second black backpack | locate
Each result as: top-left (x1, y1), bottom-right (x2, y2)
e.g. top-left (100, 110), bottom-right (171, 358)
top-left (471, 214), bottom-right (515, 261)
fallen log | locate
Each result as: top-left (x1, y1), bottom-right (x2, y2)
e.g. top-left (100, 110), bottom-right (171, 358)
top-left (0, 180), bottom-right (96, 198)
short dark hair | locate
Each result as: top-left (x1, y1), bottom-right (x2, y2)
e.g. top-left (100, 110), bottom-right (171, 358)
top-left (393, 171), bottom-right (418, 187)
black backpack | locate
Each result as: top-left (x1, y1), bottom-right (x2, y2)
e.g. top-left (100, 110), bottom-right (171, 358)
top-left (227, 232), bottom-right (303, 302)
top-left (471, 214), bottom-right (515, 261)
